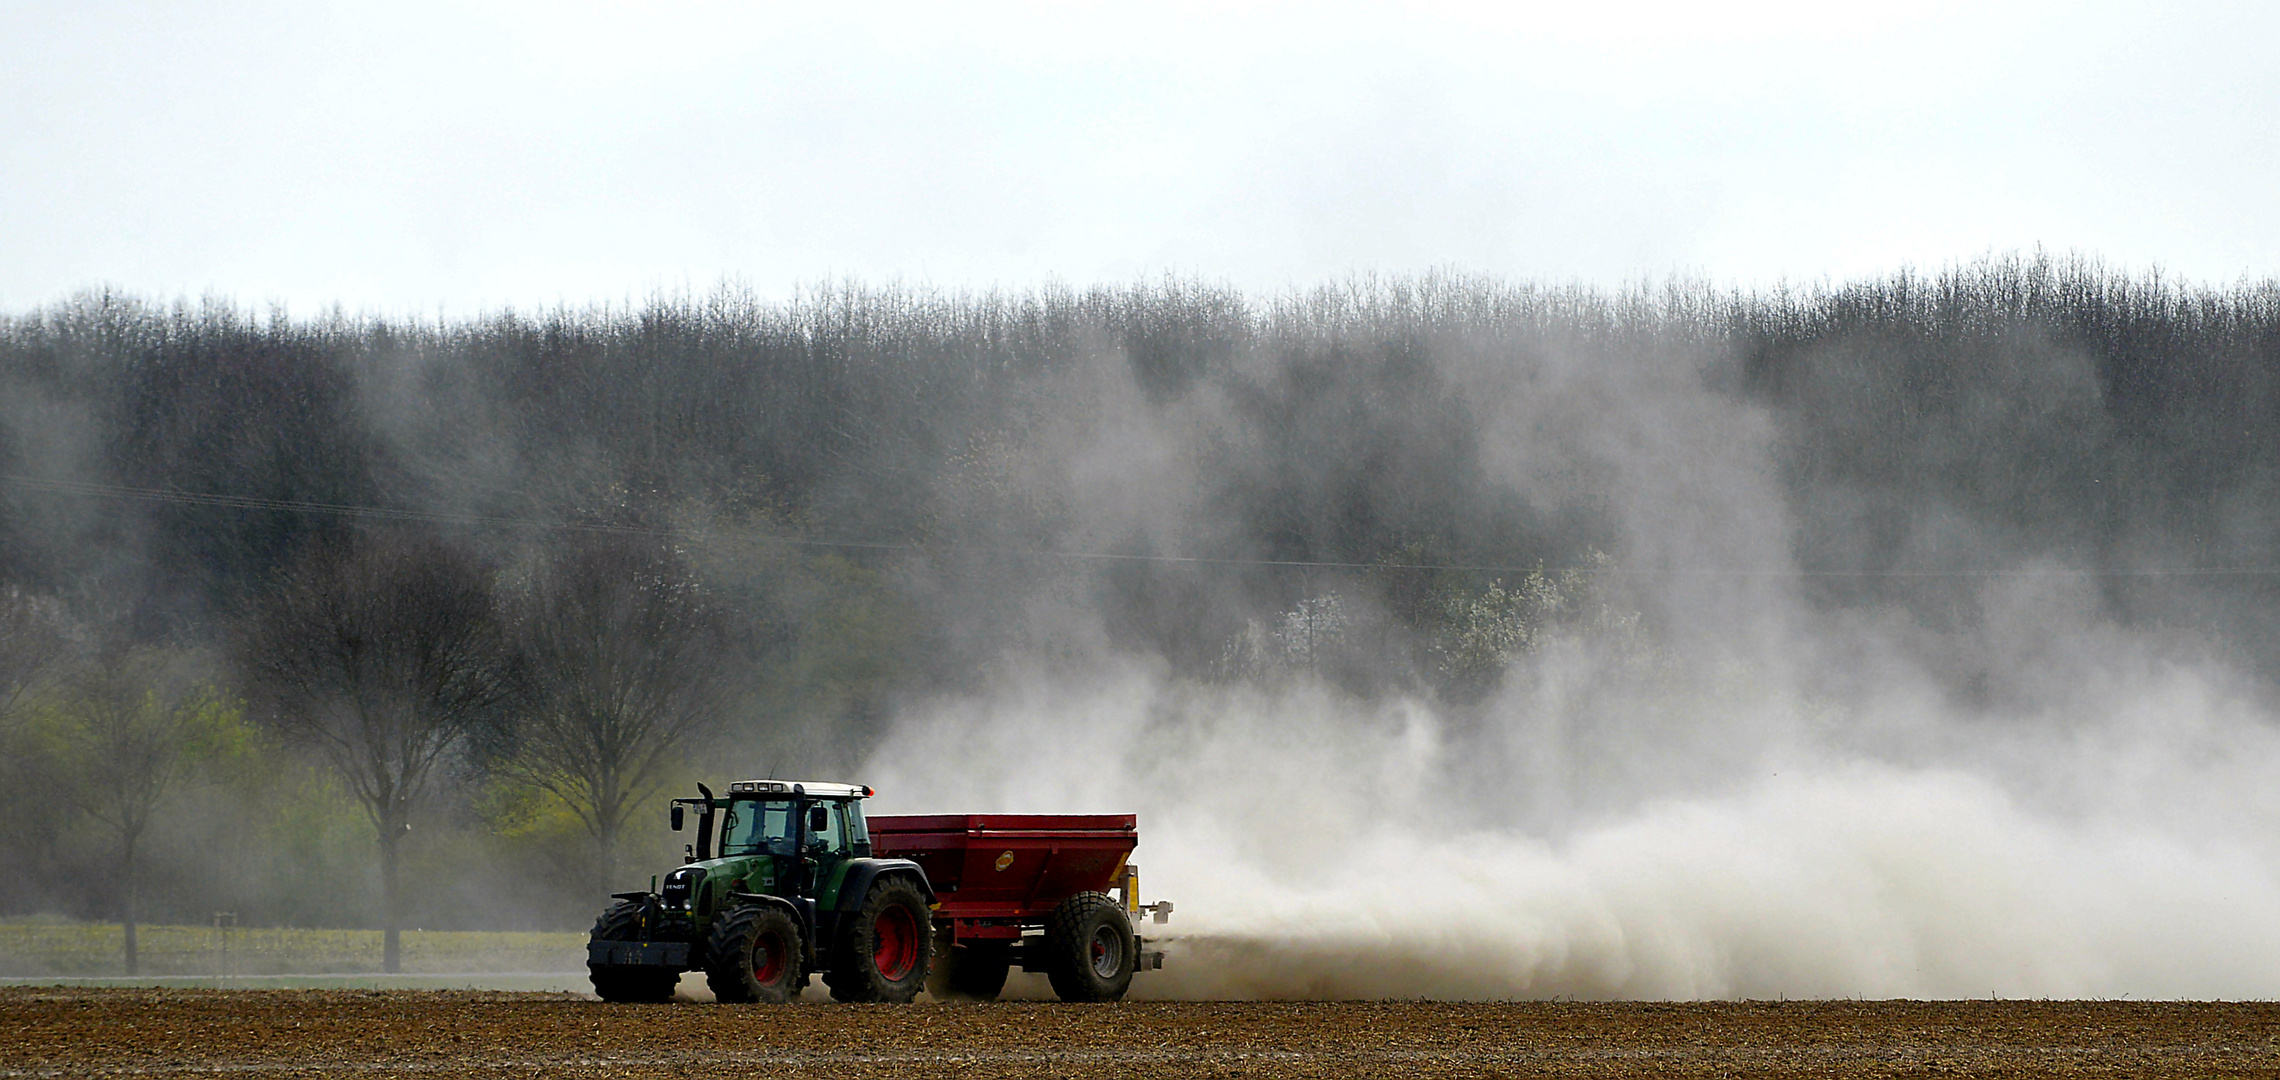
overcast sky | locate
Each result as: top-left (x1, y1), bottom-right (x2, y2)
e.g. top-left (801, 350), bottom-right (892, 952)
top-left (3, 1), bottom-right (2274, 313)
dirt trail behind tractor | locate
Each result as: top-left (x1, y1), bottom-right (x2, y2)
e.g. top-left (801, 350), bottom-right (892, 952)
top-left (585, 780), bottom-right (1172, 1003)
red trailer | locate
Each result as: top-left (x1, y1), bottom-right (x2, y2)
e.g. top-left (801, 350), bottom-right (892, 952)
top-left (870, 813), bottom-right (1172, 1001)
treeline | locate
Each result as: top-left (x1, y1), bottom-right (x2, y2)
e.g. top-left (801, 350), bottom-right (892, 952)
top-left (3, 255), bottom-right (2278, 961)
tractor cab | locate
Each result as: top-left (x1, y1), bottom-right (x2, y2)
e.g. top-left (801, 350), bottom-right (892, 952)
top-left (700, 781), bottom-right (872, 904)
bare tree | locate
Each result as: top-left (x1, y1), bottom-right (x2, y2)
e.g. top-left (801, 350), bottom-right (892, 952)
top-left (237, 531), bottom-right (509, 973)
top-left (499, 534), bottom-right (733, 891)
top-left (48, 647), bottom-right (219, 974)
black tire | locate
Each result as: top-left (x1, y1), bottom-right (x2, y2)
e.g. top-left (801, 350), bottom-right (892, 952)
top-left (705, 903), bottom-right (804, 1004)
top-left (824, 877), bottom-right (933, 1003)
top-left (587, 900), bottom-right (679, 1004)
top-left (1042, 892), bottom-right (1135, 1002)
top-left (925, 927), bottom-right (1011, 1002)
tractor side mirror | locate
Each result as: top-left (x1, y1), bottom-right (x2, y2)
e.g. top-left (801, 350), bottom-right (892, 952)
top-left (670, 804), bottom-right (685, 831)
top-left (808, 806), bottom-right (829, 832)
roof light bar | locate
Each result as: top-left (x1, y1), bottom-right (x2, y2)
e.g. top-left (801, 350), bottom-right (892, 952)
top-left (724, 780), bottom-right (871, 798)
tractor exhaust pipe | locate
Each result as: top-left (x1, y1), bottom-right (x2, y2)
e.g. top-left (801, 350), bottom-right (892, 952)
top-left (694, 783), bottom-right (716, 861)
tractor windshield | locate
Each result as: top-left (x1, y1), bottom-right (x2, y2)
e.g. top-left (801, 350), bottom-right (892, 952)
top-left (717, 798), bottom-right (798, 857)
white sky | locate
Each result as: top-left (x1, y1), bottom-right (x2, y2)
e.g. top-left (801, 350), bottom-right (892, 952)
top-left (2, 1), bottom-right (2274, 313)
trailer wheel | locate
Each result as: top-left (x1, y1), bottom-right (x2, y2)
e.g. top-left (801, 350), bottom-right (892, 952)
top-left (587, 900), bottom-right (679, 1004)
top-left (826, 877), bottom-right (933, 1003)
top-left (926, 929), bottom-right (1011, 1002)
top-left (705, 903), bottom-right (804, 1004)
top-left (1042, 892), bottom-right (1135, 1003)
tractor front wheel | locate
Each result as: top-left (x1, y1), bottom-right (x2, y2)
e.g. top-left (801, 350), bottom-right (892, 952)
top-left (587, 900), bottom-right (679, 1004)
top-left (705, 903), bottom-right (804, 1004)
top-left (826, 878), bottom-right (932, 1003)
top-left (1042, 892), bottom-right (1135, 1002)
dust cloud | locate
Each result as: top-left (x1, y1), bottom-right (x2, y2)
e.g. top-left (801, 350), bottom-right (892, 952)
top-left (860, 275), bottom-right (2280, 999)
top-left (880, 671), bottom-right (2280, 999)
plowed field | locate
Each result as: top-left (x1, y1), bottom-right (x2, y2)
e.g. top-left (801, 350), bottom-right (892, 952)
top-left (5, 988), bottom-right (2279, 1078)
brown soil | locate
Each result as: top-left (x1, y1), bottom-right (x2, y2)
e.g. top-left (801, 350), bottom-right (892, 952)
top-left (4, 988), bottom-right (2279, 1078)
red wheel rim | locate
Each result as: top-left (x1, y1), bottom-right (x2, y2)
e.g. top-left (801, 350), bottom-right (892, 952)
top-left (753, 930), bottom-right (787, 984)
top-left (1089, 924), bottom-right (1124, 978)
top-left (872, 906), bottom-right (917, 980)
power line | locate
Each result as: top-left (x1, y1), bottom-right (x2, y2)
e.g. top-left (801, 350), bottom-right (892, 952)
top-left (0, 474), bottom-right (913, 551)
top-left (4, 473), bottom-right (2277, 578)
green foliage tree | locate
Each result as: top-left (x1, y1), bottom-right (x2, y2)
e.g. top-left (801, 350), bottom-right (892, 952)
top-left (43, 647), bottom-right (227, 974)
top-left (1429, 552), bottom-right (1644, 697)
top-left (0, 588), bottom-right (73, 913)
top-left (1432, 575), bottom-right (1554, 689)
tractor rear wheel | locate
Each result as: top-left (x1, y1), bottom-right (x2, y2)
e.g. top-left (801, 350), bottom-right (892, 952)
top-left (925, 928), bottom-right (1011, 1002)
top-left (825, 877), bottom-right (932, 1003)
top-left (587, 900), bottom-right (679, 1004)
top-left (705, 903), bottom-right (804, 1004)
top-left (1041, 892), bottom-right (1135, 1002)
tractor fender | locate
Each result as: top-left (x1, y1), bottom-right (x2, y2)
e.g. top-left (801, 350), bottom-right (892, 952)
top-left (835, 858), bottom-right (935, 910)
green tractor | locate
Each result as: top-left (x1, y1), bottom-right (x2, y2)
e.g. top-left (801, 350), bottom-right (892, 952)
top-left (585, 780), bottom-right (933, 1003)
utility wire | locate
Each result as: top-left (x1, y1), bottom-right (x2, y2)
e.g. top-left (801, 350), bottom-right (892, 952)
top-left (0, 474), bottom-right (914, 551)
top-left (4, 473), bottom-right (2277, 578)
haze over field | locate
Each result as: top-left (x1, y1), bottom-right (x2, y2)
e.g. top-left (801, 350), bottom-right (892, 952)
top-left (4, 3), bottom-right (2280, 1000)
top-left (6, 265), bottom-right (2280, 998)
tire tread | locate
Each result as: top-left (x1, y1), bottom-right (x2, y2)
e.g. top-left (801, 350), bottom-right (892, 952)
top-left (825, 877), bottom-right (933, 1003)
top-left (705, 903), bottom-right (803, 1004)
top-left (587, 900), bottom-right (679, 1004)
top-left (1042, 891), bottom-right (1135, 1003)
